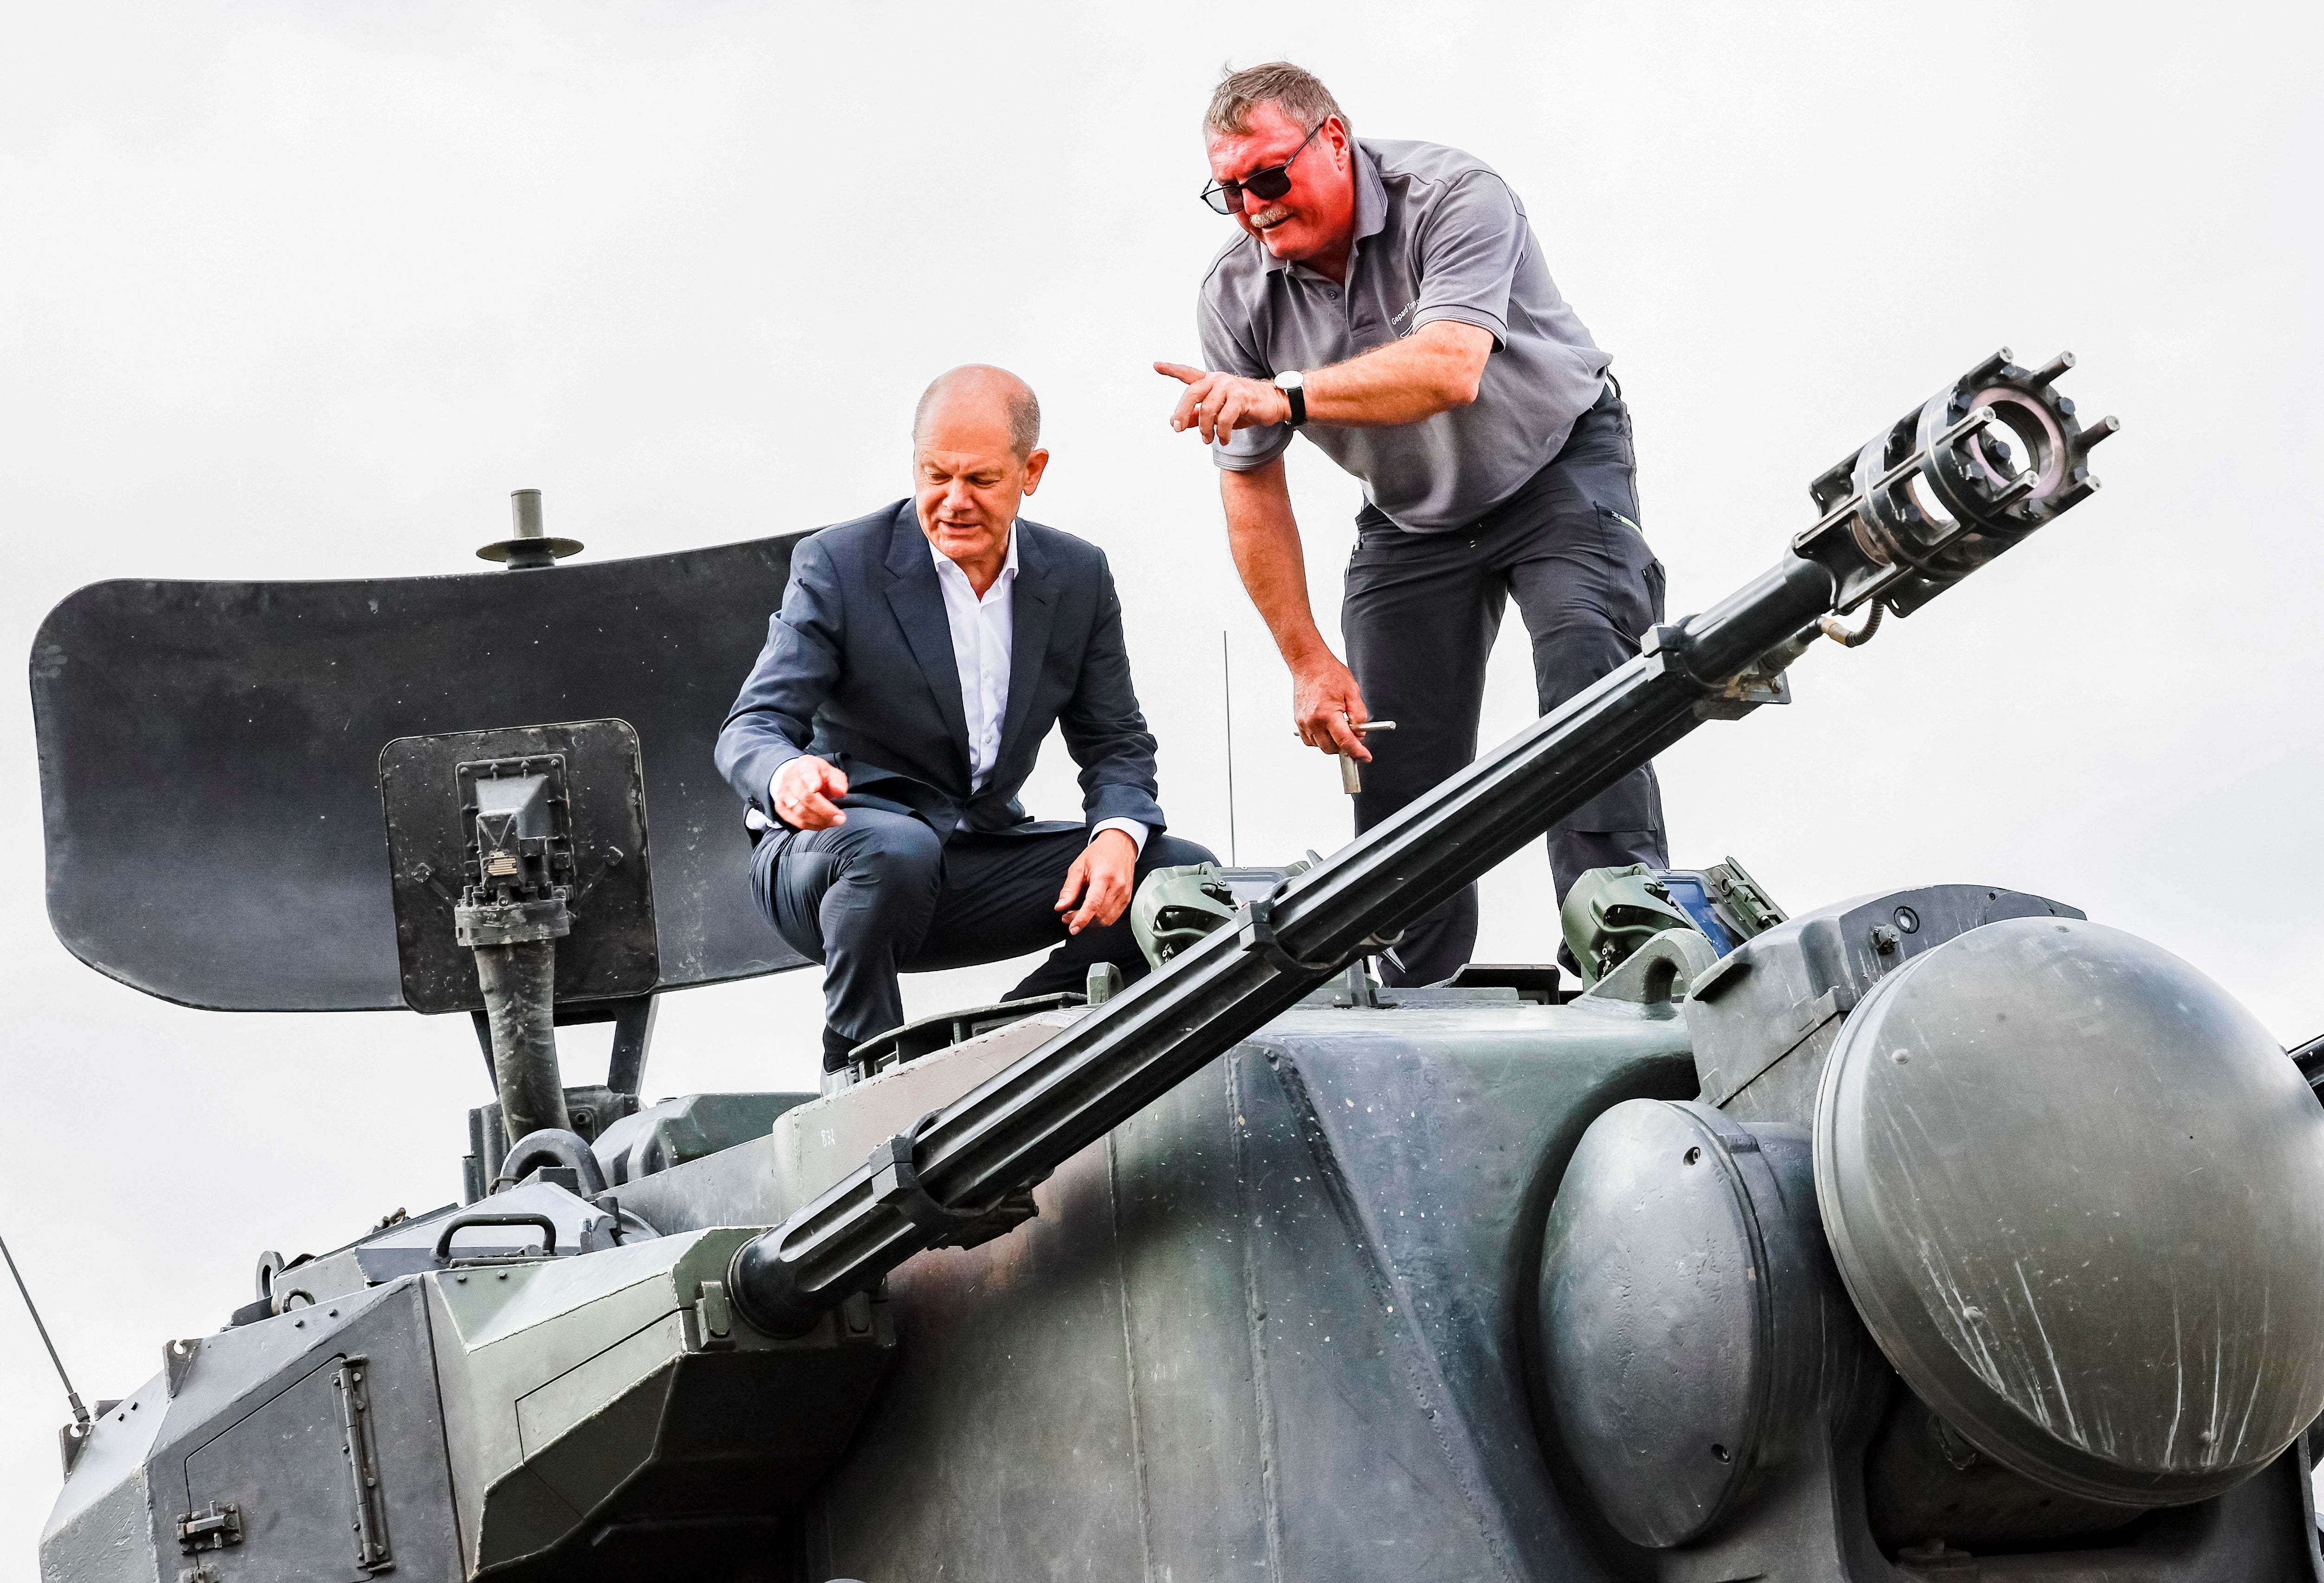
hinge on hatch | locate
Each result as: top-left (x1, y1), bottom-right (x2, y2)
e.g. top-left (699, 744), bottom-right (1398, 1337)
top-left (333, 1355), bottom-right (394, 1572)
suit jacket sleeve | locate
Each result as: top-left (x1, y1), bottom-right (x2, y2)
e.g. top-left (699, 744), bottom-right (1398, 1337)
top-left (1057, 553), bottom-right (1168, 835)
top-left (715, 535), bottom-right (843, 820)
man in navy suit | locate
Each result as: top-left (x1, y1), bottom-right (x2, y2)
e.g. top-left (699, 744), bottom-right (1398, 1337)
top-left (717, 365), bottom-right (1214, 1072)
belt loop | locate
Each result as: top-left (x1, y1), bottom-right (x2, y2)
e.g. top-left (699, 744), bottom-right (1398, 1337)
top-left (1605, 373), bottom-right (1622, 403)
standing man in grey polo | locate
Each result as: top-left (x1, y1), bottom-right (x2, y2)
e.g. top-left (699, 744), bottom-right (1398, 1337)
top-left (1156, 61), bottom-right (1667, 985)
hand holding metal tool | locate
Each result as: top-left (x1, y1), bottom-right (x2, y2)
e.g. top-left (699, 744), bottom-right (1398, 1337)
top-left (1339, 720), bottom-right (1394, 793)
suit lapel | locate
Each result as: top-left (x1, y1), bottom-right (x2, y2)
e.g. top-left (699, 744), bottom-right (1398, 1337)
top-left (880, 508), bottom-right (972, 783)
top-left (998, 522), bottom-right (1057, 769)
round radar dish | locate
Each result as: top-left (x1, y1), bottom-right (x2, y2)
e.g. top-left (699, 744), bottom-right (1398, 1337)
top-left (1814, 917), bottom-right (2324, 1505)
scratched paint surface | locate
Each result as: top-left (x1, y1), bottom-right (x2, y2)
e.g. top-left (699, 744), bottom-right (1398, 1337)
top-left (1819, 917), bottom-right (2324, 1488)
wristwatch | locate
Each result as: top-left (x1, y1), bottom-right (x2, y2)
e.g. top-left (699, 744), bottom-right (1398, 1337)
top-left (1272, 369), bottom-right (1307, 428)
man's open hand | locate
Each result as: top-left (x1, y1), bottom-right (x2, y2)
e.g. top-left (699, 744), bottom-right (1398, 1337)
top-left (772, 755), bottom-right (849, 830)
top-left (1156, 361), bottom-right (1291, 444)
top-left (1056, 827), bottom-right (1139, 934)
top-left (1293, 651), bottom-right (1372, 760)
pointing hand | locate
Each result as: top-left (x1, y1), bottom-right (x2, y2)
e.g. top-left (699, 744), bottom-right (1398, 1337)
top-left (1155, 361), bottom-right (1292, 445)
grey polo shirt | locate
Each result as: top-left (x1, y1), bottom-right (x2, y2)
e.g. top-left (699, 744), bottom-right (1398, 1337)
top-left (1197, 138), bottom-right (1610, 533)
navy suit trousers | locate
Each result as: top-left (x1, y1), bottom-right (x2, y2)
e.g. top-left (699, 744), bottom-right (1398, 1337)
top-left (753, 810), bottom-right (1215, 1068)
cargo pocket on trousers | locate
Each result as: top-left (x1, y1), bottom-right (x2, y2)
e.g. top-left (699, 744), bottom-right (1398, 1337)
top-left (1595, 503), bottom-right (1665, 631)
top-left (1596, 502), bottom-right (1647, 541)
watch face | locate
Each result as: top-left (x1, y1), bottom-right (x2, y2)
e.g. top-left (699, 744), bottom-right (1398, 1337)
top-left (1275, 370), bottom-right (1307, 427)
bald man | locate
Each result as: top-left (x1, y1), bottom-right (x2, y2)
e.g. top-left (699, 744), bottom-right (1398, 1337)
top-left (717, 366), bottom-right (1213, 1073)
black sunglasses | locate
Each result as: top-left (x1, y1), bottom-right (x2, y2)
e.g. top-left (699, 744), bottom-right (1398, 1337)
top-left (1200, 122), bottom-right (1325, 215)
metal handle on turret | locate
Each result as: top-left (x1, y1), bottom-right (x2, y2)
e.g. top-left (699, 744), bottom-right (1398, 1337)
top-left (433, 1212), bottom-right (559, 1262)
top-left (725, 349), bottom-right (2115, 1339)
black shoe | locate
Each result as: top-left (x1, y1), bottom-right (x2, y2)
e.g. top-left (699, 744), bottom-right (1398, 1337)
top-left (822, 1030), bottom-right (856, 1073)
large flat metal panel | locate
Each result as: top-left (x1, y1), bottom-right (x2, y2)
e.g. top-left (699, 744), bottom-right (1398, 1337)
top-left (30, 534), bottom-right (811, 1010)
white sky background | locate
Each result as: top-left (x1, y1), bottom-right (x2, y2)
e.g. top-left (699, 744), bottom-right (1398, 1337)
top-left (1, 0), bottom-right (2318, 1564)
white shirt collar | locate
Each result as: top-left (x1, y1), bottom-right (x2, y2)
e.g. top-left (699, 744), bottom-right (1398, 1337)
top-left (929, 521), bottom-right (1018, 590)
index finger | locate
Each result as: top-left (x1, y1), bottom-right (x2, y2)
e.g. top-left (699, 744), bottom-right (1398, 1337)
top-left (1324, 711), bottom-right (1368, 759)
top-left (1153, 361), bottom-right (1204, 384)
top-left (1065, 888), bottom-right (1110, 933)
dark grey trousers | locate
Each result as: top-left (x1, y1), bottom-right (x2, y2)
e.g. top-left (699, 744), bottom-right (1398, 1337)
top-left (1345, 385), bottom-right (1668, 986)
top-left (753, 810), bottom-right (1215, 1068)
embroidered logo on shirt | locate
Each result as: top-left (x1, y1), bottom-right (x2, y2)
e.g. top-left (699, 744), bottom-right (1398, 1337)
top-left (1390, 300), bottom-right (1423, 337)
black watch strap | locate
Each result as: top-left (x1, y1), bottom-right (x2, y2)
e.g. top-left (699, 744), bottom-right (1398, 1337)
top-left (1281, 379), bottom-right (1307, 428)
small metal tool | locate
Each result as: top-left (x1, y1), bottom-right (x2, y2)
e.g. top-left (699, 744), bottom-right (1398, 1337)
top-left (1339, 720), bottom-right (1395, 794)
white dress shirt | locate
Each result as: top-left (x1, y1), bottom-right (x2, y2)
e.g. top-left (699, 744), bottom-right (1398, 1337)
top-left (930, 525), bottom-right (1019, 794)
top-left (927, 526), bottom-right (1147, 853)
top-left (768, 523), bottom-right (1147, 852)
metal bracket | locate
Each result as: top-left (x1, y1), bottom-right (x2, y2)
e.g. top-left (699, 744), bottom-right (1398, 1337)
top-left (693, 1279), bottom-right (736, 1349)
top-left (1235, 899), bottom-right (1347, 977)
top-left (163, 1338), bottom-right (199, 1398)
top-left (1579, 927), bottom-right (1722, 1010)
top-left (1643, 619), bottom-right (1797, 723)
top-left (453, 893), bottom-right (571, 948)
top-left (868, 1115), bottom-right (982, 1239)
top-left (1687, 951), bottom-right (1751, 1004)
top-left (175, 1502), bottom-right (242, 1554)
top-left (861, 1113), bottom-right (1045, 1252)
top-left (1639, 622), bottom-right (1706, 683)
top-left (1695, 663), bottom-right (1793, 722)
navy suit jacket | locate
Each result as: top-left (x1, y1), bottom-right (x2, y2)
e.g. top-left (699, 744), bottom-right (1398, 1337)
top-left (715, 502), bottom-right (1168, 844)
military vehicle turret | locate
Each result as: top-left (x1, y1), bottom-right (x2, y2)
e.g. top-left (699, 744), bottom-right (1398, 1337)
top-left (33, 352), bottom-right (2324, 1582)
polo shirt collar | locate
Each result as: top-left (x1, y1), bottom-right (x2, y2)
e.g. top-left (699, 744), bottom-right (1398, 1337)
top-left (1263, 139), bottom-right (1388, 278)
top-left (1352, 140), bottom-right (1388, 245)
top-left (929, 520), bottom-right (1019, 590)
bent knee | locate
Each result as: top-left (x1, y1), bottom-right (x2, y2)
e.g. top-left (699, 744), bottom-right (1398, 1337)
top-left (1142, 834), bottom-right (1218, 872)
top-left (842, 825), bottom-right (942, 889)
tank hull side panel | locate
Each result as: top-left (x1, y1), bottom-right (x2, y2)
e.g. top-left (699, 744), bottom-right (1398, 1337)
top-left (804, 1005), bottom-right (1697, 1583)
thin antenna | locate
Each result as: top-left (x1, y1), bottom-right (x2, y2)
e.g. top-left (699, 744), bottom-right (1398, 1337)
top-left (1, 1228), bottom-right (89, 1430)
top-left (1222, 631), bottom-right (1239, 867)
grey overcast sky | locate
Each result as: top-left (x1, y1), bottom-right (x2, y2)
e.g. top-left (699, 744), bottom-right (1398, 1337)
top-left (1, 0), bottom-right (2317, 1563)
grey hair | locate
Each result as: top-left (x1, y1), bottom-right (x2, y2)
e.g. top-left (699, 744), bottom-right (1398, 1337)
top-left (1204, 61), bottom-right (1350, 140)
top-left (912, 365), bottom-right (1041, 459)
